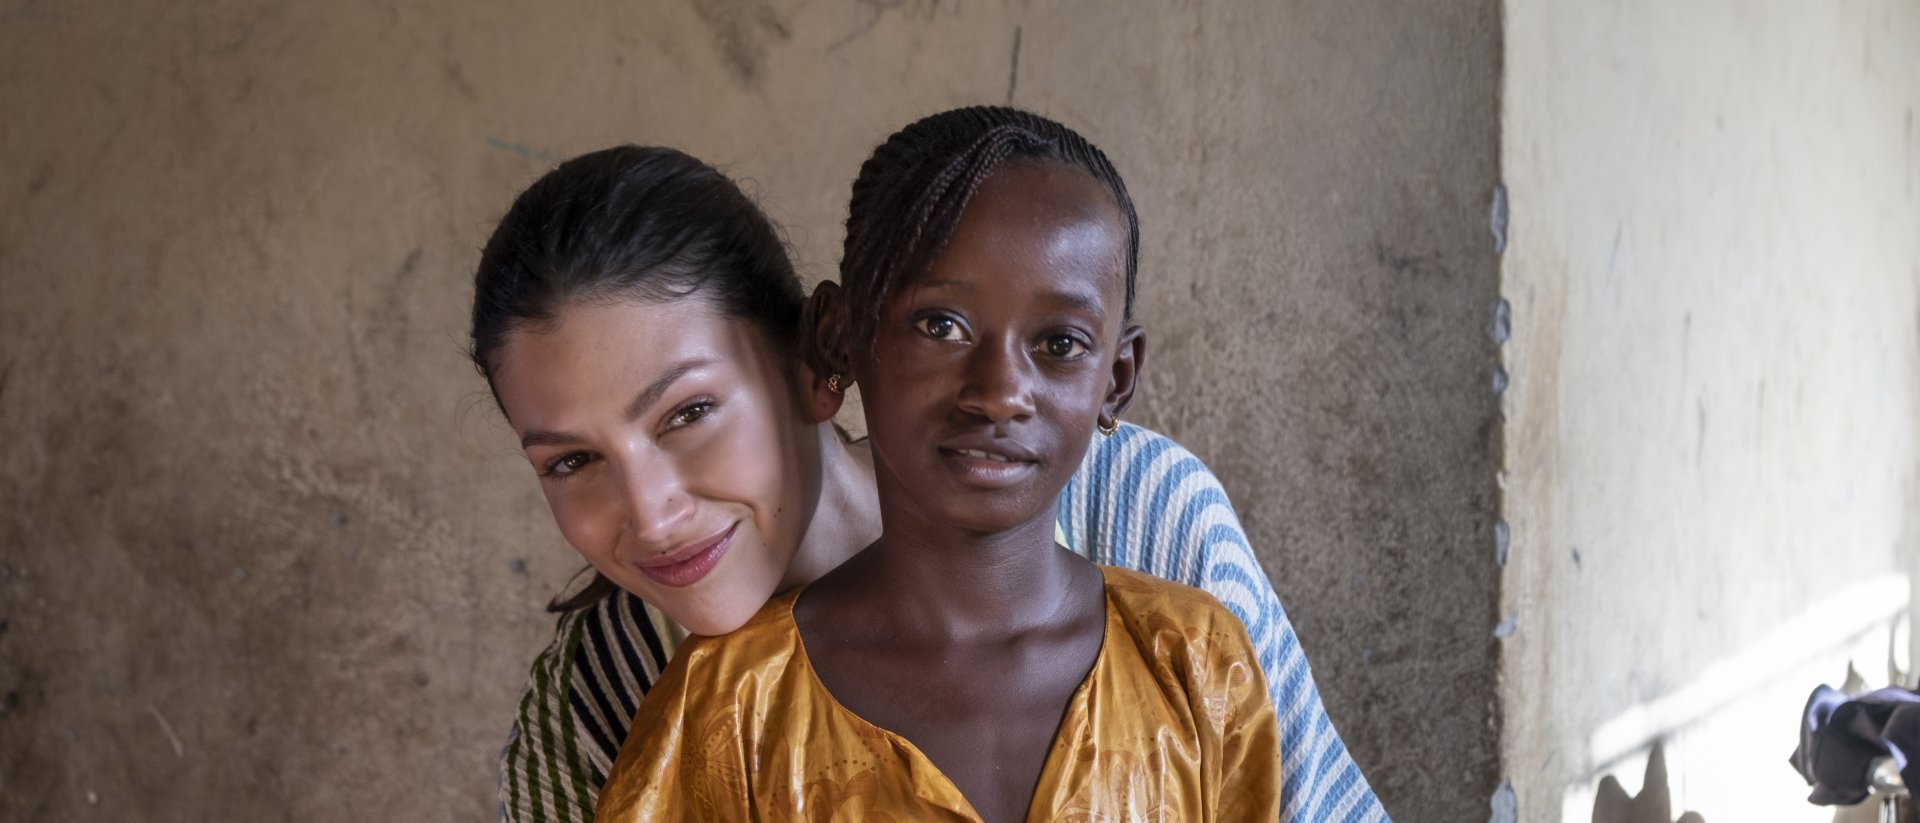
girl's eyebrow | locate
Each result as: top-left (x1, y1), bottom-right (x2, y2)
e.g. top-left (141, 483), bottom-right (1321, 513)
top-left (1041, 288), bottom-right (1105, 315)
top-left (914, 277), bottom-right (969, 292)
top-left (916, 277), bottom-right (1105, 314)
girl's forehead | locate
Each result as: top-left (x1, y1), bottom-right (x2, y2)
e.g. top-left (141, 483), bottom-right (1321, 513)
top-left (907, 165), bottom-right (1127, 311)
top-left (978, 160), bottom-right (1119, 216)
top-left (965, 164), bottom-right (1125, 253)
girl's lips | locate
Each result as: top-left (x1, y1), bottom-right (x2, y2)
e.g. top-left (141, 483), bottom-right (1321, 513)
top-left (938, 448), bottom-right (1039, 489)
top-left (634, 524), bottom-right (736, 588)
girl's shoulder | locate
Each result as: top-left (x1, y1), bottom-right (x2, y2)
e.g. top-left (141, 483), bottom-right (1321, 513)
top-left (1092, 565), bottom-right (1276, 748)
top-left (669, 587), bottom-right (804, 671)
top-left (1097, 565), bottom-right (1253, 645)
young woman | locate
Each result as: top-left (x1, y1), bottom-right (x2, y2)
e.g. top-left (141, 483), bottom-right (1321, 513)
top-left (596, 105), bottom-right (1276, 821)
top-left (474, 146), bottom-right (1387, 821)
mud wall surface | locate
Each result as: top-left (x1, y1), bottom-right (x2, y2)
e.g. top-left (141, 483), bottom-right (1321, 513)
top-left (0, 2), bottom-right (1500, 819)
top-left (1498, 0), bottom-right (1920, 819)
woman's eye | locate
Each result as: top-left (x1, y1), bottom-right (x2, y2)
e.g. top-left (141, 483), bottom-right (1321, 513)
top-left (917, 314), bottom-right (965, 341)
top-left (1042, 335), bottom-right (1089, 358)
top-left (667, 401), bottom-right (715, 429)
top-left (544, 452), bottom-right (594, 477)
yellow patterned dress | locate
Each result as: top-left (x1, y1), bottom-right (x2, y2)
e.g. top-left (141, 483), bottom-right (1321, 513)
top-left (593, 566), bottom-right (1283, 822)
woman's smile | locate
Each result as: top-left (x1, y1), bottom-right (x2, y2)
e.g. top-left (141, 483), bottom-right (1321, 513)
top-left (632, 522), bottom-right (738, 588)
top-left (490, 298), bottom-right (823, 635)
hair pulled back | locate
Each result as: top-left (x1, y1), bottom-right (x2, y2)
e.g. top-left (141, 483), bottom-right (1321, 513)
top-left (469, 146), bottom-right (803, 611)
top-left (469, 145), bottom-right (803, 395)
top-left (831, 106), bottom-right (1138, 364)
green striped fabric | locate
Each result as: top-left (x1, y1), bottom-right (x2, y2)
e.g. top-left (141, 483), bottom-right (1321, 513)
top-left (499, 592), bottom-right (681, 823)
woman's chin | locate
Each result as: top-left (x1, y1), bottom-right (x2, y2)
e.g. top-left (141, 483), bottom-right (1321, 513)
top-left (672, 604), bottom-right (762, 638)
top-left (591, 533), bottom-right (790, 637)
top-left (637, 578), bottom-right (774, 637)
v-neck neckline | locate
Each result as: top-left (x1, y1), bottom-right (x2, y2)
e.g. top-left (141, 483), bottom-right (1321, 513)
top-left (782, 566), bottom-right (1118, 822)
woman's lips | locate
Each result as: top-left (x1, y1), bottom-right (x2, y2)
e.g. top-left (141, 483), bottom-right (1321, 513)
top-left (634, 524), bottom-right (736, 588)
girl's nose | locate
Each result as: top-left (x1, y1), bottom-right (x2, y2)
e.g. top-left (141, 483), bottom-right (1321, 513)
top-left (956, 336), bottom-right (1038, 423)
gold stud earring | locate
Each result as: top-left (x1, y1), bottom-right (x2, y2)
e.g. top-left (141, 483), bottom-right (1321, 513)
top-left (827, 374), bottom-right (845, 394)
top-left (1097, 417), bottom-right (1118, 437)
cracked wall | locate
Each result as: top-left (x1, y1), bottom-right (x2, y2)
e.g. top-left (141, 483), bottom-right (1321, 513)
top-left (0, 2), bottom-right (1501, 820)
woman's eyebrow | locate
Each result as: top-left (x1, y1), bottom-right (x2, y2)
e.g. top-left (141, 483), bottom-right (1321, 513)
top-left (518, 358), bottom-right (718, 450)
top-left (520, 429), bottom-right (582, 450)
top-left (623, 357), bottom-right (718, 422)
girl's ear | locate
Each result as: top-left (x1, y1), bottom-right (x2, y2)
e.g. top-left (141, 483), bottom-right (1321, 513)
top-left (1099, 325), bottom-right (1147, 430)
top-left (800, 281), bottom-right (854, 424)
top-left (796, 359), bottom-right (846, 424)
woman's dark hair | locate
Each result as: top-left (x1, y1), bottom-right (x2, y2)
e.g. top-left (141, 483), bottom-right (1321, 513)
top-left (470, 144), bottom-right (804, 394)
top-left (470, 144), bottom-right (804, 611)
top-left (829, 105), bottom-right (1138, 365)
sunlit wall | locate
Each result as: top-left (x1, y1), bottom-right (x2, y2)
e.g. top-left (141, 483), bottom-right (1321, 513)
top-left (1498, 1), bottom-right (1920, 819)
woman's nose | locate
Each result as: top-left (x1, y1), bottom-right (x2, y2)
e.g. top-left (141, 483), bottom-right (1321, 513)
top-left (616, 452), bottom-right (693, 548)
top-left (956, 336), bottom-right (1038, 423)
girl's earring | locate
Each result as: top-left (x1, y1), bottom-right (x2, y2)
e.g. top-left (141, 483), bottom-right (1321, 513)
top-left (827, 374), bottom-right (845, 394)
top-left (1097, 417), bottom-right (1119, 437)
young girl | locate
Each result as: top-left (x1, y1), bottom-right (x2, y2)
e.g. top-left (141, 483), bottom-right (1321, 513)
top-left (593, 106), bottom-right (1282, 821)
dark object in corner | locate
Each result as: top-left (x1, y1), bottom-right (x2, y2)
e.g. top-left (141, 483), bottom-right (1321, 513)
top-left (1791, 684), bottom-right (1920, 809)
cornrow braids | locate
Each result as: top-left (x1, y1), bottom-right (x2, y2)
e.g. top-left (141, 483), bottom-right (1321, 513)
top-left (836, 106), bottom-right (1140, 360)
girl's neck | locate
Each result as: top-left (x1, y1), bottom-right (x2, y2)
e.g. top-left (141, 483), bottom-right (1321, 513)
top-left (851, 493), bottom-right (1088, 642)
top-left (780, 424), bottom-right (880, 592)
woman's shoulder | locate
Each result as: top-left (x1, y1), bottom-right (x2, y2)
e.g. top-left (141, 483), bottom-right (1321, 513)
top-left (1059, 422), bottom-right (1250, 575)
top-left (1069, 422), bottom-right (1205, 496)
top-left (1079, 421), bottom-right (1216, 480)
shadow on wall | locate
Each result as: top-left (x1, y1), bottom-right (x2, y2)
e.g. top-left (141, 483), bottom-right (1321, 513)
top-left (1555, 575), bottom-right (1911, 821)
top-left (1584, 739), bottom-right (1916, 823)
top-left (1590, 744), bottom-right (1705, 823)
top-left (1582, 740), bottom-right (1912, 823)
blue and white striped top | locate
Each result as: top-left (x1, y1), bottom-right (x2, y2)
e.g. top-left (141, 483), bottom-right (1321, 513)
top-left (499, 422), bottom-right (1388, 822)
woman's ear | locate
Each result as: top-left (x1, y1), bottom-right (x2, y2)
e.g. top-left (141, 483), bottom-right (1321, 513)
top-left (799, 281), bottom-right (854, 423)
top-left (1100, 325), bottom-right (1147, 428)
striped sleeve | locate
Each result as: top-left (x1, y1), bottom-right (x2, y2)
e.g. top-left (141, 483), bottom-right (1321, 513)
top-left (499, 591), bottom-right (679, 823)
top-left (1056, 422), bottom-right (1390, 823)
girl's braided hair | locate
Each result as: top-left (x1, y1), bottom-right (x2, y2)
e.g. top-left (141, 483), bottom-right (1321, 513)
top-left (815, 106), bottom-right (1139, 376)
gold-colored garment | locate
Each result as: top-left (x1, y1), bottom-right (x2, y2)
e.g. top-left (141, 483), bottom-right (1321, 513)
top-left (595, 566), bottom-right (1282, 822)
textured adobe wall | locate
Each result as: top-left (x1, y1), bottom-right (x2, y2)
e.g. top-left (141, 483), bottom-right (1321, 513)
top-left (1498, 1), bottom-right (1920, 820)
top-left (0, 2), bottom-right (1500, 820)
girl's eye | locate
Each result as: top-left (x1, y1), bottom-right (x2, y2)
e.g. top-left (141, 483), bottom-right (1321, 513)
top-left (1042, 335), bottom-right (1090, 359)
top-left (543, 452), bottom-right (594, 478)
top-left (916, 314), bottom-right (966, 341)
top-left (667, 400), bottom-right (715, 429)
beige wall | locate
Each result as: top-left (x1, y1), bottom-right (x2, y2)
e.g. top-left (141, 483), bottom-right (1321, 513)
top-left (1499, 0), bottom-right (1920, 819)
top-left (0, 2), bottom-right (1502, 820)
